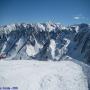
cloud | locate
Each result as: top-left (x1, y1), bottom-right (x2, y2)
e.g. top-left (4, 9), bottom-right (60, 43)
top-left (74, 17), bottom-right (80, 20)
top-left (73, 14), bottom-right (86, 20)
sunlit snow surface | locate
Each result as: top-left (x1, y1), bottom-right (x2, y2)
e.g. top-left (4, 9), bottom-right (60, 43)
top-left (0, 59), bottom-right (90, 90)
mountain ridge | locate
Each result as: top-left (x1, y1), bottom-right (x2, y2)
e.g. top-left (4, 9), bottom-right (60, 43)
top-left (0, 22), bottom-right (90, 64)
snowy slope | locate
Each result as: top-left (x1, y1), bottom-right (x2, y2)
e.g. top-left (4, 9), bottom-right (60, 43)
top-left (0, 59), bottom-right (90, 90)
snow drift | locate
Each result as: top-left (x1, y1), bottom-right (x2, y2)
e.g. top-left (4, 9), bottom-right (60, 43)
top-left (0, 59), bottom-right (90, 90)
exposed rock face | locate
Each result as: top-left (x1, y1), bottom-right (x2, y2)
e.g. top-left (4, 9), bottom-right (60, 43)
top-left (0, 23), bottom-right (90, 64)
top-left (73, 24), bottom-right (90, 64)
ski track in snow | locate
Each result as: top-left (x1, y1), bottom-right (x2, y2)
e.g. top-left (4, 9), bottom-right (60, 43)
top-left (0, 60), bottom-right (90, 90)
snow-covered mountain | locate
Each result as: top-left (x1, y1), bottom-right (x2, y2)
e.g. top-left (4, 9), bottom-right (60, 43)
top-left (0, 22), bottom-right (90, 64)
top-left (0, 22), bottom-right (90, 90)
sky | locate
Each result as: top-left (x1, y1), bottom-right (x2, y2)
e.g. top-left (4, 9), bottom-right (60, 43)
top-left (0, 0), bottom-right (90, 25)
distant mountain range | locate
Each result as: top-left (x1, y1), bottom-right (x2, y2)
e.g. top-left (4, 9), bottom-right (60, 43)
top-left (0, 22), bottom-right (90, 64)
